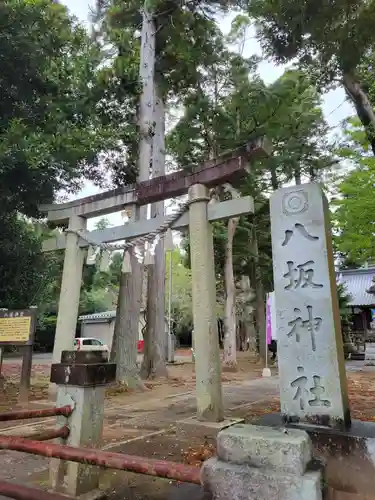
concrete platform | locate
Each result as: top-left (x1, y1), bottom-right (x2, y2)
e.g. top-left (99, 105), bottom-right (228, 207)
top-left (256, 412), bottom-right (375, 499)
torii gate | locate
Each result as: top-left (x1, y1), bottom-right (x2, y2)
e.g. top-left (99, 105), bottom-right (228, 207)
top-left (41, 138), bottom-right (270, 422)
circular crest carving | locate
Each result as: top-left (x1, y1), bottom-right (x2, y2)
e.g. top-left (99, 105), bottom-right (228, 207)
top-left (282, 190), bottom-right (308, 216)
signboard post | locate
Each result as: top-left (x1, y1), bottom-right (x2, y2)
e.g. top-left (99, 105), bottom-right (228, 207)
top-left (0, 309), bottom-right (37, 403)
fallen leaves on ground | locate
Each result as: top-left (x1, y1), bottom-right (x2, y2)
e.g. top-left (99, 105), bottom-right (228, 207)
top-left (1, 363), bottom-right (49, 378)
top-left (105, 383), bottom-right (134, 396)
top-left (347, 373), bottom-right (375, 421)
top-left (0, 380), bottom-right (48, 409)
top-left (241, 373), bottom-right (375, 423)
top-left (142, 376), bottom-right (192, 389)
top-left (245, 399), bottom-right (281, 421)
top-left (182, 441), bottom-right (215, 467)
top-left (0, 362), bottom-right (49, 407)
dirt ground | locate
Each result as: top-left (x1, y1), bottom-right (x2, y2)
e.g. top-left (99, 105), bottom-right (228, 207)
top-left (0, 353), bottom-right (375, 500)
top-left (0, 350), bottom-right (267, 411)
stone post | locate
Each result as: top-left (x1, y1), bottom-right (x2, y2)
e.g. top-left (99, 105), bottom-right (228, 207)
top-left (188, 184), bottom-right (223, 422)
top-left (202, 424), bottom-right (324, 500)
top-left (50, 215), bottom-right (86, 395)
top-left (49, 350), bottom-right (116, 498)
top-left (270, 183), bottom-right (350, 427)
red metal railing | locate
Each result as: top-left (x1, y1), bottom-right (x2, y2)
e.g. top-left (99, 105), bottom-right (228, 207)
top-left (0, 481), bottom-right (68, 500)
top-left (21, 425), bottom-right (70, 442)
top-left (0, 405), bottom-right (72, 422)
top-left (0, 435), bottom-right (201, 485)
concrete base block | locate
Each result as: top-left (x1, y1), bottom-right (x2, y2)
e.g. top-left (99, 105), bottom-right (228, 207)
top-left (201, 457), bottom-right (322, 500)
top-left (256, 413), bottom-right (375, 498)
top-left (176, 416), bottom-right (244, 435)
top-left (217, 424), bottom-right (312, 476)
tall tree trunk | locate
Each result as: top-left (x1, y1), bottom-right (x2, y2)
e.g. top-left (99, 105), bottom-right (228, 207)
top-left (252, 223), bottom-right (267, 365)
top-left (223, 217), bottom-right (239, 370)
top-left (223, 216), bottom-right (239, 370)
top-left (141, 85), bottom-right (168, 379)
top-left (270, 167), bottom-right (278, 191)
top-left (294, 168), bottom-right (302, 185)
top-left (239, 275), bottom-right (256, 352)
top-left (111, 4), bottom-right (155, 385)
top-left (111, 249), bottom-right (144, 389)
top-left (222, 105), bottom-right (241, 369)
top-left (309, 166), bottom-right (317, 181)
top-left (223, 184), bottom-right (240, 371)
top-left (343, 72), bottom-right (375, 156)
top-left (137, 6), bottom-right (156, 181)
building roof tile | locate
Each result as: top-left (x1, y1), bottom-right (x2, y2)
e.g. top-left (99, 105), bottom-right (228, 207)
top-left (337, 268), bottom-right (375, 307)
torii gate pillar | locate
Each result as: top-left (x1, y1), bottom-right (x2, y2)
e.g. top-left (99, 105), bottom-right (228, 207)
top-left (189, 184), bottom-right (224, 421)
top-left (50, 215), bottom-right (86, 396)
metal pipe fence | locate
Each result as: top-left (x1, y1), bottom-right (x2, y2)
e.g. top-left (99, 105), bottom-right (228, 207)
top-left (0, 406), bottom-right (72, 422)
top-left (0, 434), bottom-right (201, 485)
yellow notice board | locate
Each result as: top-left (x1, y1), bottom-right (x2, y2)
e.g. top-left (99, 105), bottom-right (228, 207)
top-left (0, 311), bottom-right (35, 344)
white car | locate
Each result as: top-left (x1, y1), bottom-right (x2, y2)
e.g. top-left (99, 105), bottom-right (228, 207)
top-left (73, 337), bottom-right (109, 359)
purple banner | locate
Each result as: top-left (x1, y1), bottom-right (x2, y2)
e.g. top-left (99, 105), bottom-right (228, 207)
top-left (266, 294), bottom-right (272, 345)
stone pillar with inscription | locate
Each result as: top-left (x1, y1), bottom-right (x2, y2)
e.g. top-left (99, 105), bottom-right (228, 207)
top-left (270, 183), bottom-right (350, 428)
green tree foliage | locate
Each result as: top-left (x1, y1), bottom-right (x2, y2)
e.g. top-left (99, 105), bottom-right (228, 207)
top-left (246, 0), bottom-right (375, 154)
top-left (0, 0), bottom-right (129, 217)
top-left (165, 248), bottom-right (193, 340)
top-left (0, 1), bottom-right (132, 323)
top-left (0, 212), bottom-right (122, 328)
top-left (169, 52), bottom-right (333, 299)
top-left (0, 214), bottom-right (60, 309)
top-left (167, 26), bottom-right (339, 361)
top-left (246, 0), bottom-right (374, 78)
top-left (92, 0), bottom-right (251, 181)
top-left (357, 48), bottom-right (375, 109)
top-left (80, 248), bottom-right (123, 314)
top-left (168, 64), bottom-right (333, 188)
top-left (337, 282), bottom-right (353, 321)
top-left (231, 195), bottom-right (273, 292)
top-left (333, 123), bottom-right (375, 263)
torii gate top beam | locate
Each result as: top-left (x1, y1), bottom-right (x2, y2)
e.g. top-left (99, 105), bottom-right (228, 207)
top-left (39, 137), bottom-right (270, 224)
